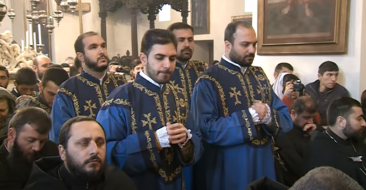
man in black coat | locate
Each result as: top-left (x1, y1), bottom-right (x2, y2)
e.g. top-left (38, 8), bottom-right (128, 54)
top-left (304, 97), bottom-right (366, 188)
top-left (24, 116), bottom-right (136, 190)
top-left (275, 96), bottom-right (317, 186)
top-left (0, 107), bottom-right (58, 190)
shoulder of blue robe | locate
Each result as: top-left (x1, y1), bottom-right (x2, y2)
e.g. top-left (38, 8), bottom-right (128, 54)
top-left (97, 82), bottom-right (163, 175)
top-left (50, 91), bottom-right (77, 143)
top-left (192, 67), bottom-right (292, 147)
top-left (105, 73), bottom-right (127, 85)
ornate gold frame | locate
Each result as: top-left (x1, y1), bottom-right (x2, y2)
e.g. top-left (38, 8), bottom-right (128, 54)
top-left (257, 0), bottom-right (349, 55)
top-left (231, 14), bottom-right (252, 24)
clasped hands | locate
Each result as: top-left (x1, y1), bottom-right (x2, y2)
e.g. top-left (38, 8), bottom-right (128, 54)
top-left (166, 123), bottom-right (188, 145)
top-left (251, 100), bottom-right (269, 121)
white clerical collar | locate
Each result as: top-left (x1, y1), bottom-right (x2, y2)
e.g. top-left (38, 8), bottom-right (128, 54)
top-left (139, 71), bottom-right (163, 89)
top-left (83, 69), bottom-right (106, 85)
top-left (182, 62), bottom-right (188, 69)
top-left (222, 55), bottom-right (248, 73)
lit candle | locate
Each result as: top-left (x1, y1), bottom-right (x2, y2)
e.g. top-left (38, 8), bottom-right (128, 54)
top-left (26, 31), bottom-right (29, 49)
top-left (29, 24), bottom-right (33, 45)
top-left (21, 40), bottom-right (24, 52)
top-left (33, 32), bottom-right (37, 51)
top-left (38, 24), bottom-right (42, 44)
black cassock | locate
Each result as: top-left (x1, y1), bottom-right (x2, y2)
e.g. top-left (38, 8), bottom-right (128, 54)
top-left (304, 128), bottom-right (366, 188)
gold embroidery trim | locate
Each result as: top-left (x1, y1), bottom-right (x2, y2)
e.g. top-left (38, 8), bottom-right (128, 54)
top-left (242, 110), bottom-right (253, 141)
top-left (198, 75), bottom-right (229, 117)
top-left (32, 97), bottom-right (51, 114)
top-left (144, 131), bottom-right (182, 182)
top-left (59, 88), bottom-right (80, 116)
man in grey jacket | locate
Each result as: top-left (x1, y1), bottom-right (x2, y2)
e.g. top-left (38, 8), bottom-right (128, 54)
top-left (304, 61), bottom-right (349, 127)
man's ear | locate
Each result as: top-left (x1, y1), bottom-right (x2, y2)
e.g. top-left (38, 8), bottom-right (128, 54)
top-left (76, 52), bottom-right (84, 64)
top-left (13, 80), bottom-right (17, 87)
top-left (58, 145), bottom-right (66, 160)
top-left (7, 128), bottom-right (16, 145)
top-left (337, 116), bottom-right (346, 129)
top-left (224, 40), bottom-right (232, 54)
top-left (290, 109), bottom-right (297, 118)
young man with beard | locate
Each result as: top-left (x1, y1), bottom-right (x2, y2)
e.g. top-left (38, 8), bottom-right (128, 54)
top-left (0, 87), bottom-right (15, 136)
top-left (0, 66), bottom-right (10, 89)
top-left (304, 97), bottom-right (366, 188)
top-left (0, 107), bottom-right (58, 190)
top-left (16, 66), bottom-right (69, 114)
top-left (190, 21), bottom-right (292, 190)
top-left (23, 116), bottom-right (136, 190)
top-left (167, 22), bottom-right (206, 102)
top-left (11, 67), bottom-right (39, 99)
top-left (50, 31), bottom-right (127, 143)
top-left (96, 29), bottom-right (203, 190)
top-left (32, 55), bottom-right (52, 92)
top-left (275, 96), bottom-right (317, 186)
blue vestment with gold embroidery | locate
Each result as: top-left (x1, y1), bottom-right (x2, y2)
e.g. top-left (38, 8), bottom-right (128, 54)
top-left (96, 74), bottom-right (203, 190)
top-left (170, 60), bottom-right (206, 103)
top-left (50, 70), bottom-right (126, 143)
top-left (170, 60), bottom-right (205, 190)
top-left (191, 58), bottom-right (292, 190)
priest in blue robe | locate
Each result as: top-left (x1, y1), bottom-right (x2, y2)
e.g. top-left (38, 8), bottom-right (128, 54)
top-left (167, 23), bottom-right (206, 102)
top-left (96, 29), bottom-right (203, 190)
top-left (167, 22), bottom-right (206, 190)
top-left (191, 21), bottom-right (292, 190)
top-left (50, 31), bottom-right (126, 143)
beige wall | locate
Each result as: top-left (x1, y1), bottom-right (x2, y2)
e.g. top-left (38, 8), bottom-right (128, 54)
top-left (40, 0), bottom-right (366, 99)
top-left (1, 0), bottom-right (12, 34)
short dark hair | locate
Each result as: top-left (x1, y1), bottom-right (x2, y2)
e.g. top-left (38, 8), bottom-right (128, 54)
top-left (292, 96), bottom-right (317, 114)
top-left (140, 29), bottom-right (177, 56)
top-left (318, 61), bottom-right (339, 75)
top-left (60, 63), bottom-right (70, 68)
top-left (275, 62), bottom-right (294, 74)
top-left (131, 59), bottom-right (142, 69)
top-left (167, 22), bottom-right (194, 32)
top-left (0, 65), bottom-right (9, 78)
top-left (58, 116), bottom-right (105, 149)
top-left (361, 90), bottom-right (366, 112)
top-left (69, 66), bottom-right (79, 77)
top-left (15, 67), bottom-right (38, 85)
top-left (9, 107), bottom-right (51, 134)
top-left (327, 97), bottom-right (362, 126)
top-left (109, 61), bottom-right (120, 66)
top-left (74, 31), bottom-right (99, 54)
top-left (48, 64), bottom-right (63, 69)
top-left (41, 67), bottom-right (69, 87)
top-left (224, 21), bottom-right (253, 44)
top-left (282, 74), bottom-right (300, 88)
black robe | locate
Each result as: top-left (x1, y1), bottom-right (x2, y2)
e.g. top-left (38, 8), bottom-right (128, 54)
top-left (0, 139), bottom-right (59, 190)
top-left (275, 125), bottom-right (310, 186)
top-left (23, 157), bottom-right (137, 190)
top-left (304, 129), bottom-right (366, 188)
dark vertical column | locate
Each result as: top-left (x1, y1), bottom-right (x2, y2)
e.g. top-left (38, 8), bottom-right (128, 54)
top-left (131, 9), bottom-right (138, 59)
top-left (181, 0), bottom-right (189, 23)
top-left (99, 0), bottom-right (108, 45)
top-left (147, 5), bottom-right (156, 29)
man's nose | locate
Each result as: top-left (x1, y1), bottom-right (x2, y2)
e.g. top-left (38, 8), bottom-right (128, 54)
top-left (32, 142), bottom-right (41, 152)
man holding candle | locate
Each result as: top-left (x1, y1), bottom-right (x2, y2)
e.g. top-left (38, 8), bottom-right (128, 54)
top-left (50, 31), bottom-right (127, 143)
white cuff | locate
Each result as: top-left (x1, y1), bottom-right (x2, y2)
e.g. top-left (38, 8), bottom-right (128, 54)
top-left (178, 129), bottom-right (192, 148)
top-left (262, 104), bottom-right (272, 125)
top-left (156, 127), bottom-right (171, 148)
top-left (248, 107), bottom-right (260, 123)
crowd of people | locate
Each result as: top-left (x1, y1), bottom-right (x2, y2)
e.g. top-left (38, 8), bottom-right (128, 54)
top-left (0, 20), bottom-right (365, 190)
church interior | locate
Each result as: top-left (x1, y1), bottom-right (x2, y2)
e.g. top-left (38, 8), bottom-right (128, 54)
top-left (2, 0), bottom-right (366, 189)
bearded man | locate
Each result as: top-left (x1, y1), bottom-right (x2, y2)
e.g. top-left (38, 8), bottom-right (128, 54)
top-left (50, 31), bottom-right (127, 143)
top-left (190, 21), bottom-right (292, 190)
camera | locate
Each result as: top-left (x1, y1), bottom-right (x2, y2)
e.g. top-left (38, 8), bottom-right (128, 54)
top-left (294, 80), bottom-right (305, 96)
top-left (115, 67), bottom-right (124, 73)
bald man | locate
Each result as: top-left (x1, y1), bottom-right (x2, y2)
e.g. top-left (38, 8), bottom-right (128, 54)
top-left (32, 55), bottom-right (52, 92)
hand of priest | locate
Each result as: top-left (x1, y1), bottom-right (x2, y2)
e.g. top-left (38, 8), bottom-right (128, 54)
top-left (167, 123), bottom-right (188, 144)
top-left (303, 123), bottom-right (317, 132)
top-left (251, 100), bottom-right (268, 121)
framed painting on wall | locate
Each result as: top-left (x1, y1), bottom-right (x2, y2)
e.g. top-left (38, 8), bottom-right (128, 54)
top-left (257, 0), bottom-right (349, 55)
top-left (191, 0), bottom-right (210, 35)
top-left (231, 14), bottom-right (252, 26)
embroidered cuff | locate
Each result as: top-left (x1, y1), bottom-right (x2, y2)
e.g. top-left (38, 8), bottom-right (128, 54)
top-left (178, 129), bottom-right (192, 148)
top-left (156, 127), bottom-right (171, 148)
top-left (262, 104), bottom-right (272, 125)
top-left (248, 107), bottom-right (260, 123)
